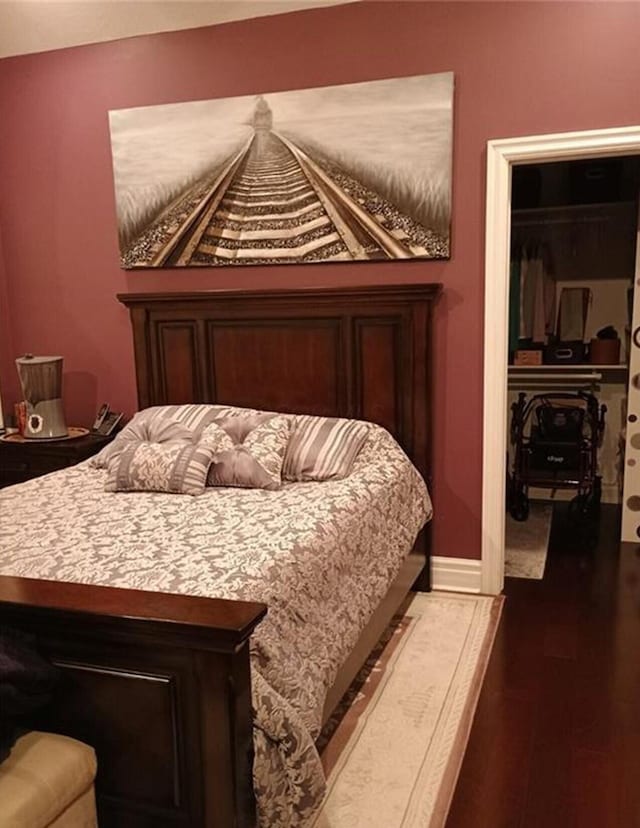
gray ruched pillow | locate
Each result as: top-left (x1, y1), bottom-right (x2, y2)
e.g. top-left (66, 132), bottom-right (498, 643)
top-left (199, 414), bottom-right (290, 490)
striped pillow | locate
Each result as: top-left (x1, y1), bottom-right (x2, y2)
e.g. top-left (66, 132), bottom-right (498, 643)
top-left (91, 405), bottom-right (223, 469)
top-left (283, 415), bottom-right (370, 482)
top-left (138, 403), bottom-right (226, 431)
top-left (104, 441), bottom-right (214, 495)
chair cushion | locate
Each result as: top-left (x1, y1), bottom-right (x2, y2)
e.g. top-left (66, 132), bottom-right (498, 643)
top-left (48, 785), bottom-right (97, 828)
top-left (0, 731), bottom-right (97, 828)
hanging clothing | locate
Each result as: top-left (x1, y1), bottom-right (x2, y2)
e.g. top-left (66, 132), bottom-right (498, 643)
top-left (518, 246), bottom-right (555, 344)
top-left (509, 257), bottom-right (521, 356)
top-left (520, 252), bottom-right (535, 339)
top-left (530, 256), bottom-right (546, 343)
top-left (544, 265), bottom-right (556, 338)
top-left (542, 244), bottom-right (556, 337)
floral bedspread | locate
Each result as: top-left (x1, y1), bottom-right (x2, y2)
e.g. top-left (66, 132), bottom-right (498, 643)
top-left (0, 423), bottom-right (431, 826)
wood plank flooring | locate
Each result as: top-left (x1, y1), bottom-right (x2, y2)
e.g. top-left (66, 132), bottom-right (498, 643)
top-left (446, 504), bottom-right (640, 828)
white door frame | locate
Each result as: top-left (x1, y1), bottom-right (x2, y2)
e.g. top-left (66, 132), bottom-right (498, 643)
top-left (621, 203), bottom-right (640, 542)
top-left (482, 125), bottom-right (640, 595)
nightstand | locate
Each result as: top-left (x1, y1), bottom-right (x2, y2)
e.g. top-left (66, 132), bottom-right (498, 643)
top-left (0, 430), bottom-right (115, 488)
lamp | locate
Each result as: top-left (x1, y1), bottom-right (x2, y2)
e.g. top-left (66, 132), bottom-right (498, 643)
top-left (15, 354), bottom-right (68, 439)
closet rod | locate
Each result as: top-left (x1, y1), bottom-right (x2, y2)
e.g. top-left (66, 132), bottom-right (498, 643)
top-left (509, 384), bottom-right (602, 392)
top-left (511, 216), bottom-right (612, 227)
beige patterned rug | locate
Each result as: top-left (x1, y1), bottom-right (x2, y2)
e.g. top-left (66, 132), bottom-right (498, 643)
top-left (505, 501), bottom-right (553, 579)
top-left (313, 591), bottom-right (503, 828)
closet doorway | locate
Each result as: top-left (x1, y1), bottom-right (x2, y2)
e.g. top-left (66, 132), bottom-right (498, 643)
top-left (482, 126), bottom-right (640, 595)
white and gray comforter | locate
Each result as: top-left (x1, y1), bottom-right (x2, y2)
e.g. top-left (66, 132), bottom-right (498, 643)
top-left (0, 423), bottom-right (432, 826)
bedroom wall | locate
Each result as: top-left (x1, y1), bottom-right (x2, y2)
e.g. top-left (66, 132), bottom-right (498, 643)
top-left (0, 1), bottom-right (639, 561)
top-left (0, 226), bottom-right (19, 413)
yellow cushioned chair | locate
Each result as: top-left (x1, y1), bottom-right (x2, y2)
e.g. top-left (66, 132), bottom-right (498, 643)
top-left (0, 731), bottom-right (97, 827)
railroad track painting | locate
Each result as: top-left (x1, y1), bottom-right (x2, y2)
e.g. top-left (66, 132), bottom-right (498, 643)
top-left (110, 73), bottom-right (453, 268)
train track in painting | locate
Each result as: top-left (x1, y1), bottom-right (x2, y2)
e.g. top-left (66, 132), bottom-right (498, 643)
top-left (124, 130), bottom-right (439, 268)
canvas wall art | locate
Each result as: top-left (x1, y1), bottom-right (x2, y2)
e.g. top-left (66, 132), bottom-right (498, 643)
top-left (109, 72), bottom-right (454, 268)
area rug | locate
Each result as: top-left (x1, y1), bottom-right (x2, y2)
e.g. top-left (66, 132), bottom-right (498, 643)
top-left (505, 500), bottom-right (553, 579)
top-left (313, 591), bottom-right (503, 828)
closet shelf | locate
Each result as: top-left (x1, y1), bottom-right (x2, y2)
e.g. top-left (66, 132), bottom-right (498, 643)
top-left (508, 364), bottom-right (626, 371)
top-left (508, 363), bottom-right (628, 386)
top-left (511, 200), bottom-right (637, 225)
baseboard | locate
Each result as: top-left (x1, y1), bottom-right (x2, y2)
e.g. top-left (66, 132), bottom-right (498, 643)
top-left (431, 556), bottom-right (482, 593)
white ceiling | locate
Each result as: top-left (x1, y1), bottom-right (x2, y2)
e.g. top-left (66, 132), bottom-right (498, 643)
top-left (0, 0), bottom-right (357, 59)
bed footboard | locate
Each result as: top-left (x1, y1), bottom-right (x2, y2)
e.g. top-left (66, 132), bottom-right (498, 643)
top-left (0, 575), bottom-right (266, 828)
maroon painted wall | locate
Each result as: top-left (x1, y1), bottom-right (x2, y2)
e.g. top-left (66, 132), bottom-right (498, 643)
top-left (0, 226), bottom-right (19, 411)
top-left (1, 1), bottom-right (639, 559)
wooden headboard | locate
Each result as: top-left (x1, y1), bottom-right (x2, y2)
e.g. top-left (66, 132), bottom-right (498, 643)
top-left (118, 284), bottom-right (441, 484)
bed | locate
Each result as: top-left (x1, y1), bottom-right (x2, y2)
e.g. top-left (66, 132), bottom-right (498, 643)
top-left (0, 284), bottom-right (441, 827)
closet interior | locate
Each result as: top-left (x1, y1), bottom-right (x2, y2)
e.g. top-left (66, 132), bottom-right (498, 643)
top-left (505, 155), bottom-right (640, 577)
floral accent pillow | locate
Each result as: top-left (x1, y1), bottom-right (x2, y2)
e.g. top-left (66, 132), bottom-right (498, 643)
top-left (199, 414), bottom-right (291, 490)
top-left (104, 441), bottom-right (215, 496)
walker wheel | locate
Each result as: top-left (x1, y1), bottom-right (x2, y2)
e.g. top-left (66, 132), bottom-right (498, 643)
top-left (570, 489), bottom-right (599, 521)
top-left (510, 491), bottom-right (529, 522)
top-left (592, 476), bottom-right (602, 509)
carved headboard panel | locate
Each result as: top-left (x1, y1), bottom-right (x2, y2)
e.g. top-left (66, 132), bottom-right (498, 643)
top-left (118, 285), bottom-right (441, 483)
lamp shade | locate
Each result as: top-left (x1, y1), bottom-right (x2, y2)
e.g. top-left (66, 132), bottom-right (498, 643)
top-left (15, 354), bottom-right (67, 439)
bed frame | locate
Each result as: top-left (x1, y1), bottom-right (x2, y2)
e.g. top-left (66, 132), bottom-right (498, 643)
top-left (0, 284), bottom-right (441, 828)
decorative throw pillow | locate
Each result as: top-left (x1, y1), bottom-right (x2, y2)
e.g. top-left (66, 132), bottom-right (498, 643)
top-left (104, 441), bottom-right (215, 495)
top-left (91, 414), bottom-right (202, 469)
top-left (282, 415), bottom-right (370, 482)
top-left (199, 414), bottom-right (291, 490)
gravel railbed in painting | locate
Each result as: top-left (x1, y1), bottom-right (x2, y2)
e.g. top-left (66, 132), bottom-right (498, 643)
top-left (191, 240), bottom-right (347, 266)
top-left (225, 190), bottom-right (314, 205)
top-left (303, 150), bottom-right (450, 258)
top-left (228, 181), bottom-right (306, 195)
top-left (120, 171), bottom-right (223, 268)
top-left (210, 207), bottom-right (326, 233)
top-left (219, 193), bottom-right (319, 216)
top-left (121, 134), bottom-right (448, 268)
top-left (202, 225), bottom-right (336, 251)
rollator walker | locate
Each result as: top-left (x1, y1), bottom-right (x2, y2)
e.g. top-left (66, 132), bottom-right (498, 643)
top-left (508, 391), bottom-right (607, 522)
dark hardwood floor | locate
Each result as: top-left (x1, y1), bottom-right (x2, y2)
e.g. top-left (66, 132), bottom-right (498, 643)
top-left (446, 503), bottom-right (640, 828)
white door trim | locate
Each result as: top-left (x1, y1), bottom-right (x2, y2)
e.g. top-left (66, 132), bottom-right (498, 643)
top-left (621, 203), bottom-right (640, 541)
top-left (482, 125), bottom-right (640, 595)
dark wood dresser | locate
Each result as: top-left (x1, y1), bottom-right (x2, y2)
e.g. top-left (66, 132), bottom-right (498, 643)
top-left (0, 430), bottom-right (114, 488)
